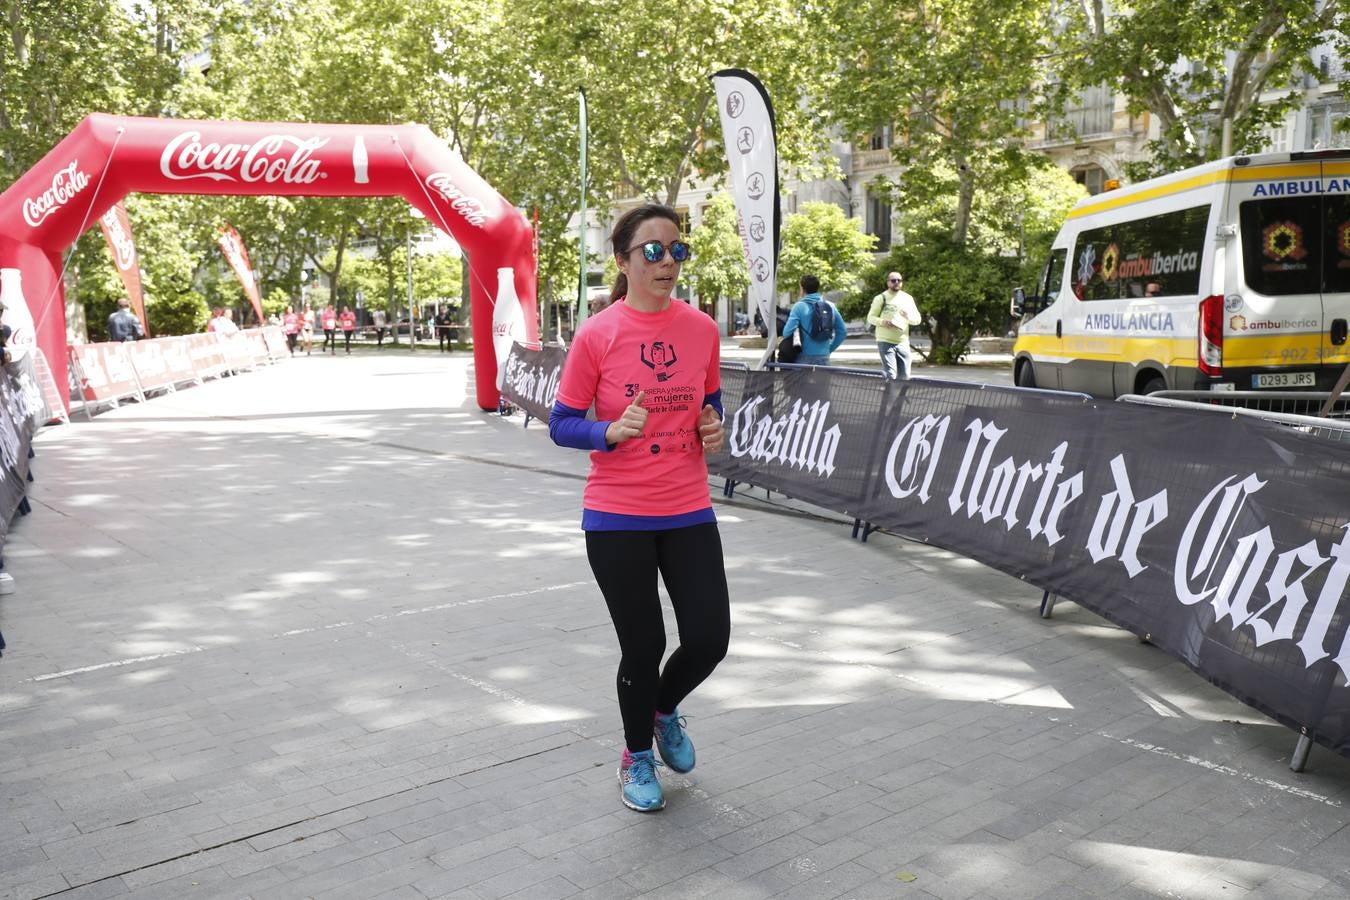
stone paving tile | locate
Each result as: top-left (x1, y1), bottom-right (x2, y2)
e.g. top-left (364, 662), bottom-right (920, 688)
top-left (5, 355), bottom-right (1350, 900)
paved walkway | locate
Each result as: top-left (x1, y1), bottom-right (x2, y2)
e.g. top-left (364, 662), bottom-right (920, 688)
top-left (1, 352), bottom-right (1348, 900)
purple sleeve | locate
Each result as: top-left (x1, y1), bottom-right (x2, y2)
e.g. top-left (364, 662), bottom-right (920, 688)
top-left (703, 388), bottom-right (723, 419)
top-left (549, 401), bottom-right (613, 451)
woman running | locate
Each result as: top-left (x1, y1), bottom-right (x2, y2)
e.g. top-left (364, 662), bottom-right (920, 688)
top-left (549, 203), bottom-right (729, 812)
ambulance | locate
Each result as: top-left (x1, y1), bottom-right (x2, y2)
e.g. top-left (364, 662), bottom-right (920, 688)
top-left (1010, 150), bottom-right (1350, 396)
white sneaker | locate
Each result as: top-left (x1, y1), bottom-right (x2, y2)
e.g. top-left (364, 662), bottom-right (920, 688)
top-left (0, 572), bottom-right (15, 595)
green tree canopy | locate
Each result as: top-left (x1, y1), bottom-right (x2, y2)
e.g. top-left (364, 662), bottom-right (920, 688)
top-left (1060, 0), bottom-right (1350, 175)
top-left (818, 0), bottom-right (1057, 244)
top-left (776, 201), bottom-right (877, 298)
top-left (685, 193), bottom-right (750, 309)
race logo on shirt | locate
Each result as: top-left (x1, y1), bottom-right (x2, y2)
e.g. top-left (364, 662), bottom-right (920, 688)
top-left (640, 341), bottom-right (680, 383)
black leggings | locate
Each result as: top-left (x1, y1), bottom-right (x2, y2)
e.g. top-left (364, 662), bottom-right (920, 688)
top-left (343, 330), bottom-right (353, 351)
top-left (585, 523), bottom-right (730, 752)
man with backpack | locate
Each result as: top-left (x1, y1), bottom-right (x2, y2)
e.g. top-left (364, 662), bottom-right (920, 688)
top-left (781, 274), bottom-right (847, 366)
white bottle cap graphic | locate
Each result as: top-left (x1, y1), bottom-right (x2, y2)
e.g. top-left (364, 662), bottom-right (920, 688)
top-left (353, 136), bottom-right (369, 185)
top-left (0, 268), bottom-right (36, 362)
top-left (491, 266), bottom-right (526, 391)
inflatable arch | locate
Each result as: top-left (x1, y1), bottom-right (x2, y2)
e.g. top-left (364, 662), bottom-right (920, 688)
top-left (0, 114), bottom-right (537, 412)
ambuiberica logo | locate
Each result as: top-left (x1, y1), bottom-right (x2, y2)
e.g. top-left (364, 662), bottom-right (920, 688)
top-left (1228, 315), bottom-right (1319, 332)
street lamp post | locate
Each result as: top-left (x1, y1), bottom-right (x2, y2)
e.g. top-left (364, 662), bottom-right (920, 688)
top-left (407, 208), bottom-right (424, 353)
top-left (406, 227), bottom-right (415, 353)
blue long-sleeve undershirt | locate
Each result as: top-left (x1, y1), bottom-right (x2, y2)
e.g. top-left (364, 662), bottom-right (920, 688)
top-left (548, 389), bottom-right (723, 452)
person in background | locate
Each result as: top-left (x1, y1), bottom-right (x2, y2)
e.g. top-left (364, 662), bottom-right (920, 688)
top-left (435, 305), bottom-right (455, 352)
top-left (372, 308), bottom-right (387, 347)
top-left (301, 303), bottom-right (316, 356)
top-left (282, 307), bottom-right (301, 356)
top-left (867, 271), bottom-right (922, 380)
top-left (781, 274), bottom-right (846, 366)
top-left (107, 298), bottom-right (144, 342)
top-left (339, 305), bottom-right (357, 355)
top-left (321, 304), bottom-right (337, 354)
top-left (548, 203), bottom-right (729, 814)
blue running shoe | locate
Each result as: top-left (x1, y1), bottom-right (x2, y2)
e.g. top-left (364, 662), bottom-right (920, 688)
top-left (654, 709), bottom-right (695, 774)
top-left (618, 749), bottom-right (664, 812)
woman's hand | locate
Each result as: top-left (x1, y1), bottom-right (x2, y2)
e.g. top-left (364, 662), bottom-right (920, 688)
top-left (605, 391), bottom-right (647, 445)
top-left (698, 404), bottom-right (724, 454)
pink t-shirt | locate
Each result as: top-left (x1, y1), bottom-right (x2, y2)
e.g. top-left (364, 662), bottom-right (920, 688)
top-left (557, 298), bottom-right (720, 517)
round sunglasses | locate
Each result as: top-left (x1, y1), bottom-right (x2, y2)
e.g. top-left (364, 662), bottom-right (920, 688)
top-left (627, 239), bottom-right (692, 263)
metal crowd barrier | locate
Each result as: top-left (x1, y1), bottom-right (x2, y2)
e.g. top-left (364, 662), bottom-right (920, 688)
top-left (1144, 390), bottom-right (1350, 422)
top-left (1120, 392), bottom-right (1350, 446)
top-left (1109, 391), bottom-right (1350, 772)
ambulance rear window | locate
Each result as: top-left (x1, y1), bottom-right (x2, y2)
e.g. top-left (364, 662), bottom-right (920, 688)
top-left (1328, 195), bottom-right (1350, 294)
top-left (1240, 198), bottom-right (1322, 296)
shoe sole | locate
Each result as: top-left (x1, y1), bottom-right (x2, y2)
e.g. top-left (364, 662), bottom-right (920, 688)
top-left (616, 768), bottom-right (665, 812)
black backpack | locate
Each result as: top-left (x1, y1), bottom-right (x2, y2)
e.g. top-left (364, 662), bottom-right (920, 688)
top-left (807, 298), bottom-right (834, 340)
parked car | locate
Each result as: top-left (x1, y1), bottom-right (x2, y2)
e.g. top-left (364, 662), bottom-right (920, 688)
top-left (395, 318), bottom-right (429, 338)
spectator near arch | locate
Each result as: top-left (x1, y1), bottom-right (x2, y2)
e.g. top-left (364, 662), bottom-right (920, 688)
top-left (0, 113), bottom-right (537, 411)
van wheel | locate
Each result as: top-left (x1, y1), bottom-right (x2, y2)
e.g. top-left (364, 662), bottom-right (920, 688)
top-left (1015, 362), bottom-right (1037, 389)
top-left (1140, 375), bottom-right (1167, 395)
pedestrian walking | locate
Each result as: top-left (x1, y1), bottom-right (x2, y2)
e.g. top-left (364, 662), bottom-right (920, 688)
top-left (867, 271), bottom-right (922, 380)
top-left (372, 308), bottom-right (387, 347)
top-left (549, 203), bottom-right (729, 813)
top-left (106, 298), bottom-right (144, 342)
top-left (339, 305), bottom-right (356, 354)
top-left (435, 306), bottom-right (454, 352)
top-left (780, 274), bottom-right (846, 366)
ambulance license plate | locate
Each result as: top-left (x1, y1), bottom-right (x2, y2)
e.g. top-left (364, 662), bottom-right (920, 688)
top-left (1252, 372), bottom-right (1314, 388)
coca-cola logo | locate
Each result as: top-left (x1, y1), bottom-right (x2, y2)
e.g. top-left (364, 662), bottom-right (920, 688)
top-left (100, 208), bottom-right (137, 270)
top-left (160, 131), bottom-right (329, 184)
top-left (426, 173), bottom-right (490, 228)
top-left (23, 161), bottom-right (90, 228)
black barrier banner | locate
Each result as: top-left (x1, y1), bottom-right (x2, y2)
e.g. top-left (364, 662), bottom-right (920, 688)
top-left (502, 342), bottom-right (567, 422)
top-left (711, 367), bottom-right (1350, 758)
top-left (715, 365), bottom-right (886, 518)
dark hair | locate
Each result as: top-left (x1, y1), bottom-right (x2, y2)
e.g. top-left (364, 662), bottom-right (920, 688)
top-left (609, 203), bottom-right (682, 301)
top-left (800, 274), bottom-right (820, 294)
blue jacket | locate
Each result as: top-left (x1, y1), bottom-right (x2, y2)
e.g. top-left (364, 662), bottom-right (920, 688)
top-left (782, 294), bottom-right (847, 358)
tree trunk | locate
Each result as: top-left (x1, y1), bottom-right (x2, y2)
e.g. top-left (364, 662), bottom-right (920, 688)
top-left (328, 228), bottom-right (348, 307)
top-left (951, 157), bottom-right (975, 246)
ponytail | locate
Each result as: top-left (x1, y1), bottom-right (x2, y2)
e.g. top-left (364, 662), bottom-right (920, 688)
top-left (610, 272), bottom-right (628, 302)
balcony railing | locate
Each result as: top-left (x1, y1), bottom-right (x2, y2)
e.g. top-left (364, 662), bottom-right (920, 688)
top-left (852, 148), bottom-right (896, 173)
